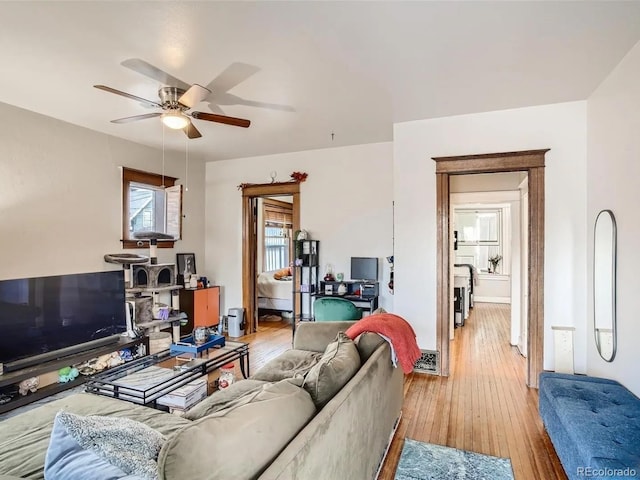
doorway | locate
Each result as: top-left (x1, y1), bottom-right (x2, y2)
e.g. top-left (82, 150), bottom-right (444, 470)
top-left (450, 172), bottom-right (529, 375)
top-left (241, 182), bottom-right (300, 335)
top-left (433, 149), bottom-right (548, 388)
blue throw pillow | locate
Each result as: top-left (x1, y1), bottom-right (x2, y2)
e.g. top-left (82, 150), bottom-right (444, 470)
top-left (44, 411), bottom-right (163, 480)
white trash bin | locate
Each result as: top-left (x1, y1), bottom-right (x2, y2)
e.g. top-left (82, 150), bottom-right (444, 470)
top-left (227, 308), bottom-right (245, 337)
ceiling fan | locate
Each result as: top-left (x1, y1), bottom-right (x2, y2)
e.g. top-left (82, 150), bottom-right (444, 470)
top-left (94, 59), bottom-right (251, 139)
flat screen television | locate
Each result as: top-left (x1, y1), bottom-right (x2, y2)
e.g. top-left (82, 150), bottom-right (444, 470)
top-left (0, 270), bottom-right (126, 372)
top-left (350, 257), bottom-right (379, 282)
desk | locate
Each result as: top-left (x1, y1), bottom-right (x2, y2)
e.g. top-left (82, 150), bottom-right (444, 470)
top-left (312, 293), bottom-right (379, 315)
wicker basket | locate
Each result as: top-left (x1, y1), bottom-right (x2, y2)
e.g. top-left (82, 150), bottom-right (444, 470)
top-left (148, 332), bottom-right (172, 354)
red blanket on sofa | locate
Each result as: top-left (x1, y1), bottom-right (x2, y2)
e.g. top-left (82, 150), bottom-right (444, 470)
top-left (345, 313), bottom-right (421, 374)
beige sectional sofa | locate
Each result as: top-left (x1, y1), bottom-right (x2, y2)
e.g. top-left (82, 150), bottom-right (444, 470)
top-left (0, 321), bottom-right (404, 480)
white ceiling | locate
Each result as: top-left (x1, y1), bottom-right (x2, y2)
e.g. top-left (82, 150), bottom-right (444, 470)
top-left (1, 1), bottom-right (640, 161)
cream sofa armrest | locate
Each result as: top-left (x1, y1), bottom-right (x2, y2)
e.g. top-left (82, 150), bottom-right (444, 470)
top-left (0, 475), bottom-right (25, 479)
top-left (293, 321), bottom-right (357, 352)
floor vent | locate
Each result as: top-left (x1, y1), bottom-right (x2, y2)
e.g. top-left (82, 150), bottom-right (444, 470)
top-left (413, 350), bottom-right (439, 375)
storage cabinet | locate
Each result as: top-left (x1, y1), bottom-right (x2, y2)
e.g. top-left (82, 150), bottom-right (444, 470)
top-left (179, 286), bottom-right (220, 336)
top-left (292, 240), bottom-right (319, 329)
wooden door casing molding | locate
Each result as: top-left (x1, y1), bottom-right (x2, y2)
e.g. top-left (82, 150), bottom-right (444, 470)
top-left (433, 149), bottom-right (548, 388)
top-left (242, 183), bottom-right (300, 334)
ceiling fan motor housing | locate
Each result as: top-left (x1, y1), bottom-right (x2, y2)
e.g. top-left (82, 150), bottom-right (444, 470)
top-left (159, 86), bottom-right (187, 110)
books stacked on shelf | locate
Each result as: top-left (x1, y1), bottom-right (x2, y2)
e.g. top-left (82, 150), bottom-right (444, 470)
top-left (156, 377), bottom-right (207, 412)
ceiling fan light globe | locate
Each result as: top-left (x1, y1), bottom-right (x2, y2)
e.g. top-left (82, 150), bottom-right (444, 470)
top-left (161, 112), bottom-right (189, 130)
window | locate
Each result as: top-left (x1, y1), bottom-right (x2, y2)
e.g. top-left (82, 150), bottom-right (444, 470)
top-left (457, 209), bottom-right (501, 244)
top-left (264, 226), bottom-right (290, 271)
top-left (262, 199), bottom-right (292, 271)
top-left (455, 208), bottom-right (507, 273)
top-left (122, 167), bottom-right (182, 249)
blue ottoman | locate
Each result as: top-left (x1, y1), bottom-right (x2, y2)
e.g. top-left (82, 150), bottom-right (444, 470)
top-left (539, 372), bottom-right (640, 479)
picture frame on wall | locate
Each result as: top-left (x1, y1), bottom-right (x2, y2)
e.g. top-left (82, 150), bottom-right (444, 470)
top-left (176, 253), bottom-right (197, 285)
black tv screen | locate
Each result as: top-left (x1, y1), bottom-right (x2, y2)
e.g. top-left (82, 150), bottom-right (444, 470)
top-left (351, 257), bottom-right (379, 281)
top-left (0, 270), bottom-right (126, 369)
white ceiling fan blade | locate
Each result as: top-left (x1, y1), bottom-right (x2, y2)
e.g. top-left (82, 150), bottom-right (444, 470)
top-left (121, 58), bottom-right (191, 91)
top-left (206, 62), bottom-right (260, 94)
top-left (111, 113), bottom-right (162, 124)
top-left (211, 93), bottom-right (296, 112)
top-left (94, 85), bottom-right (161, 108)
top-left (178, 84), bottom-right (211, 108)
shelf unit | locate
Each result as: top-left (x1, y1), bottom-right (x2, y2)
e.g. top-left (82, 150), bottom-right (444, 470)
top-left (126, 284), bottom-right (183, 333)
top-left (292, 239), bottom-right (319, 334)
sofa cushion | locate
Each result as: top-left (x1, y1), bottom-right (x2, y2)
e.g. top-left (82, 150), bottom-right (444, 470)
top-left (539, 372), bottom-right (640, 478)
top-left (0, 393), bottom-right (190, 480)
top-left (44, 411), bottom-right (157, 480)
top-left (354, 332), bottom-right (385, 363)
top-left (251, 349), bottom-right (322, 382)
top-left (303, 332), bottom-right (361, 408)
top-left (184, 379), bottom-right (269, 420)
top-left (157, 378), bottom-right (316, 480)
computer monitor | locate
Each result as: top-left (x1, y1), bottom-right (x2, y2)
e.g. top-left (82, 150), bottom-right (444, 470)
top-left (350, 257), bottom-right (378, 282)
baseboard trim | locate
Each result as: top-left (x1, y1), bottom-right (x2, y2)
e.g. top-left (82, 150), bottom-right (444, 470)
top-left (475, 296), bottom-right (510, 304)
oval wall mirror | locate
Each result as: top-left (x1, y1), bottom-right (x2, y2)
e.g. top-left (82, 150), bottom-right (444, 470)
top-left (593, 209), bottom-right (617, 362)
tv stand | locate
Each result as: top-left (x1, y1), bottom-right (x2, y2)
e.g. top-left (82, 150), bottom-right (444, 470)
top-left (0, 336), bottom-right (146, 415)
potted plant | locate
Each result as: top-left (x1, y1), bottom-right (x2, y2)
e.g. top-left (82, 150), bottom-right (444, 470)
top-left (488, 254), bottom-right (502, 274)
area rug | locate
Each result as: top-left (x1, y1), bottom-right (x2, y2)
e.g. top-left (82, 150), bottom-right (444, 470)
top-left (395, 438), bottom-right (514, 480)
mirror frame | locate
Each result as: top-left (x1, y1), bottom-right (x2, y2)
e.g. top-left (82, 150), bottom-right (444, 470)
top-left (593, 209), bottom-right (617, 362)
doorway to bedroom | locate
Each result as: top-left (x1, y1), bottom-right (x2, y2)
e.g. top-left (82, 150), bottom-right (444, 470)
top-left (256, 196), bottom-right (295, 326)
top-left (241, 182), bottom-right (300, 335)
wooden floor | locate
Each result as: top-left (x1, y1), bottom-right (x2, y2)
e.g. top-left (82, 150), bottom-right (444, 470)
top-left (239, 305), bottom-right (567, 480)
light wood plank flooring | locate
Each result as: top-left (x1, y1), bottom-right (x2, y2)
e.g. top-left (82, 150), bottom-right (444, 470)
top-left (239, 305), bottom-right (566, 480)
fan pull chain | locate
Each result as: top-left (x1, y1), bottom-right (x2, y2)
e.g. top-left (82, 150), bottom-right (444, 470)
top-left (161, 124), bottom-right (166, 187)
top-left (184, 134), bottom-right (189, 192)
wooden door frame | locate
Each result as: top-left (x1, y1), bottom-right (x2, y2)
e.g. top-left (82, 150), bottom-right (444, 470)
top-left (433, 149), bottom-right (548, 388)
top-left (241, 183), bottom-right (300, 334)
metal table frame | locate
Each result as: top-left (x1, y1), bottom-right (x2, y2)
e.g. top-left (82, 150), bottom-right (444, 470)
top-left (86, 341), bottom-right (249, 408)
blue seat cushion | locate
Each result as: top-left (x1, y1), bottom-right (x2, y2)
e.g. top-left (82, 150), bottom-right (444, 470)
top-left (539, 372), bottom-right (640, 479)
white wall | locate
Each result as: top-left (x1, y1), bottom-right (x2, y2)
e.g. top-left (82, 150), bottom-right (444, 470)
top-left (204, 142), bottom-right (394, 315)
top-left (394, 102), bottom-right (588, 373)
top-left (587, 40), bottom-right (640, 397)
top-left (0, 101), bottom-right (206, 281)
top-left (450, 171), bottom-right (526, 193)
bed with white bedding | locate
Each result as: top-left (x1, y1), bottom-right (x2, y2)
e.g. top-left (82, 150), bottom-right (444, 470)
top-left (257, 270), bottom-right (293, 311)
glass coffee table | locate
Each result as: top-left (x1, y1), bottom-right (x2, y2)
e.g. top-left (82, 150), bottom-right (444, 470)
top-left (86, 340), bottom-right (249, 408)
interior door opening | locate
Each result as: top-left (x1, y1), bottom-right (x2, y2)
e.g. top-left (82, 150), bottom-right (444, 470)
top-left (241, 182), bottom-right (300, 336)
top-left (449, 171), bottom-right (530, 376)
top-left (433, 149), bottom-right (548, 388)
top-left (255, 196), bottom-right (295, 327)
